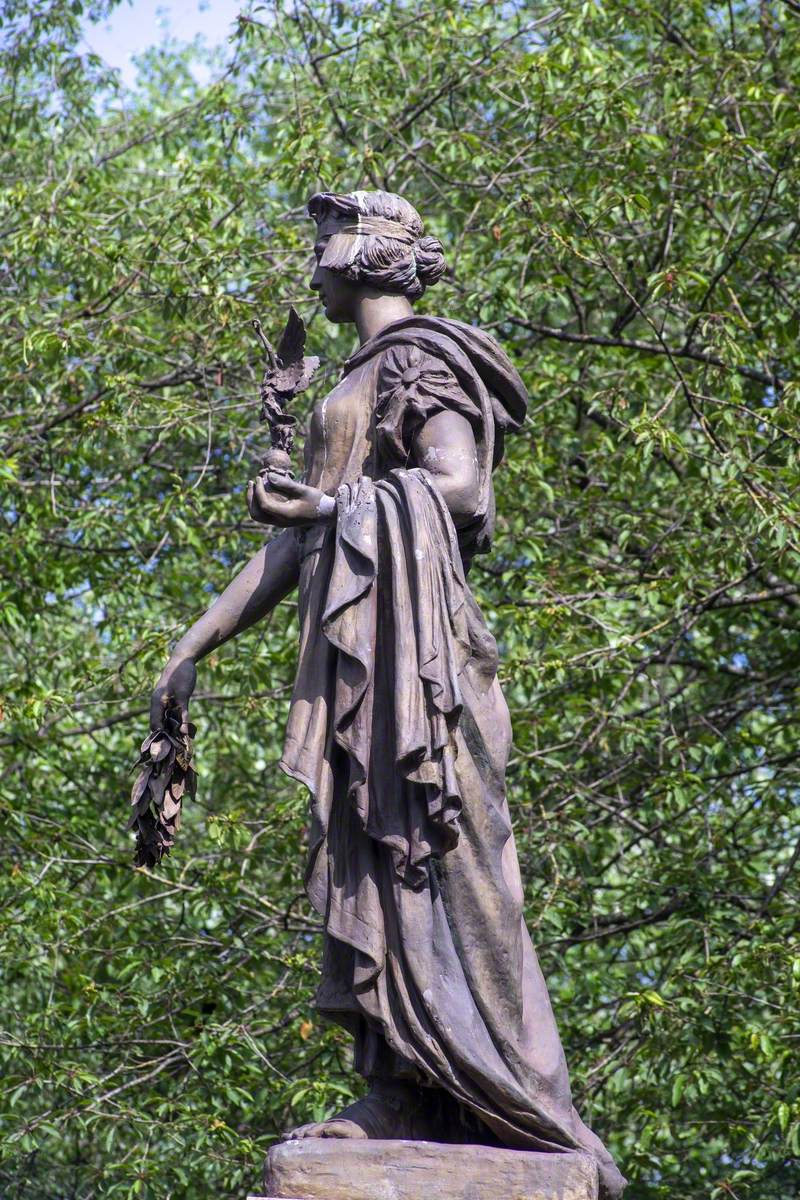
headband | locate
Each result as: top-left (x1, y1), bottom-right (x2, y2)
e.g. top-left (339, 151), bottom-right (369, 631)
top-left (336, 216), bottom-right (417, 245)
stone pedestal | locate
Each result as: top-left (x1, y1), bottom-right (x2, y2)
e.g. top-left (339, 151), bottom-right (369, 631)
top-left (250, 1139), bottom-right (599, 1200)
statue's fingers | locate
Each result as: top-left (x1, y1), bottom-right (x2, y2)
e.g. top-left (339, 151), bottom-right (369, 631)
top-left (249, 479), bottom-right (272, 520)
top-left (254, 475), bottom-right (275, 509)
top-left (265, 471), bottom-right (304, 496)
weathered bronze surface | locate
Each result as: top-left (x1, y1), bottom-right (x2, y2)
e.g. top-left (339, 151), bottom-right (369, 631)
top-left (149, 189), bottom-right (626, 1200)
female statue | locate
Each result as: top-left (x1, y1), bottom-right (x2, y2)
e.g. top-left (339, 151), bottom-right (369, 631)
top-left (149, 189), bottom-right (625, 1199)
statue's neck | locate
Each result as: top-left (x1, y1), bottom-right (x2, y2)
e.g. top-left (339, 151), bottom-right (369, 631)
top-left (354, 291), bottom-right (415, 346)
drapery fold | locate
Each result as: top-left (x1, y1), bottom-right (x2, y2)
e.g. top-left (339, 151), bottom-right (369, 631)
top-left (277, 324), bottom-right (626, 1199)
top-left (283, 468), bottom-right (496, 921)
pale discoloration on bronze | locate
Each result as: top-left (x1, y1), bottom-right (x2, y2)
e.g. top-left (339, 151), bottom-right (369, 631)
top-left (259, 1139), bottom-right (600, 1200)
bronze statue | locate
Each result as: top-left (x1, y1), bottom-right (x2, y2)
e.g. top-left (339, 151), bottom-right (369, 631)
top-left (149, 190), bottom-right (626, 1199)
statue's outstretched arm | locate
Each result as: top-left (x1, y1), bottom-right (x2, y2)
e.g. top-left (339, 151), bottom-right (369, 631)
top-left (149, 528), bottom-right (300, 732)
top-left (411, 408), bottom-right (480, 525)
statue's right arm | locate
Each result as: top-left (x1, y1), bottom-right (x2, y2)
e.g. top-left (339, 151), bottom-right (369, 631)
top-left (149, 528), bottom-right (300, 731)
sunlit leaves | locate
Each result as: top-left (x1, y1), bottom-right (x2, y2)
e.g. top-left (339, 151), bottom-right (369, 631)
top-left (1, 1), bottom-right (799, 1198)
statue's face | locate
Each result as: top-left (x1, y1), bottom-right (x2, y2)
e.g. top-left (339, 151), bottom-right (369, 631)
top-left (310, 216), bottom-right (360, 324)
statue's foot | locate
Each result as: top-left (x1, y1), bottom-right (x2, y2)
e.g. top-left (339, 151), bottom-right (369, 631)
top-left (282, 1079), bottom-right (431, 1142)
top-left (282, 1115), bottom-right (368, 1141)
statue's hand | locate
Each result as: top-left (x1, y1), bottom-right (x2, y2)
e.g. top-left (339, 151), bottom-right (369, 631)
top-left (150, 657), bottom-right (197, 734)
top-left (247, 472), bottom-right (334, 528)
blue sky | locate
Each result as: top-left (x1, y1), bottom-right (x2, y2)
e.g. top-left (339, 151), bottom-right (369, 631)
top-left (81, 0), bottom-right (245, 86)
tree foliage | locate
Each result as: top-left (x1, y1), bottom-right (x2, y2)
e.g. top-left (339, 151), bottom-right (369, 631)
top-left (2, 2), bottom-right (799, 1197)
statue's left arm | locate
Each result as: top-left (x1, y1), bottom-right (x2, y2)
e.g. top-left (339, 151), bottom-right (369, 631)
top-left (410, 408), bottom-right (480, 526)
top-left (369, 341), bottom-right (486, 530)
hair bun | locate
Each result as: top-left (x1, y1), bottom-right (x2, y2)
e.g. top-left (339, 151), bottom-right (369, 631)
top-left (414, 235), bottom-right (446, 289)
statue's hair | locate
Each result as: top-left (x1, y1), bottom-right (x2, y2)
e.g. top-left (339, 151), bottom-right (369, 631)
top-left (307, 189), bottom-right (446, 300)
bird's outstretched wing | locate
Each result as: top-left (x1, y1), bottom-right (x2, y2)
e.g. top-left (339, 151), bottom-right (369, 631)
top-left (276, 306), bottom-right (306, 367)
top-left (272, 307), bottom-right (320, 395)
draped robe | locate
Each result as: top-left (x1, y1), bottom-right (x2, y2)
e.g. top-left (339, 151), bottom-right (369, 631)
top-left (279, 318), bottom-right (625, 1199)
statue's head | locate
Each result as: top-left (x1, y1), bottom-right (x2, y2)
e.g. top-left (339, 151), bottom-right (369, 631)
top-left (307, 189), bottom-right (446, 322)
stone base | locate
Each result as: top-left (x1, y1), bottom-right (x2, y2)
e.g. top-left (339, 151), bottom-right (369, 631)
top-left (250, 1138), bottom-right (599, 1200)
